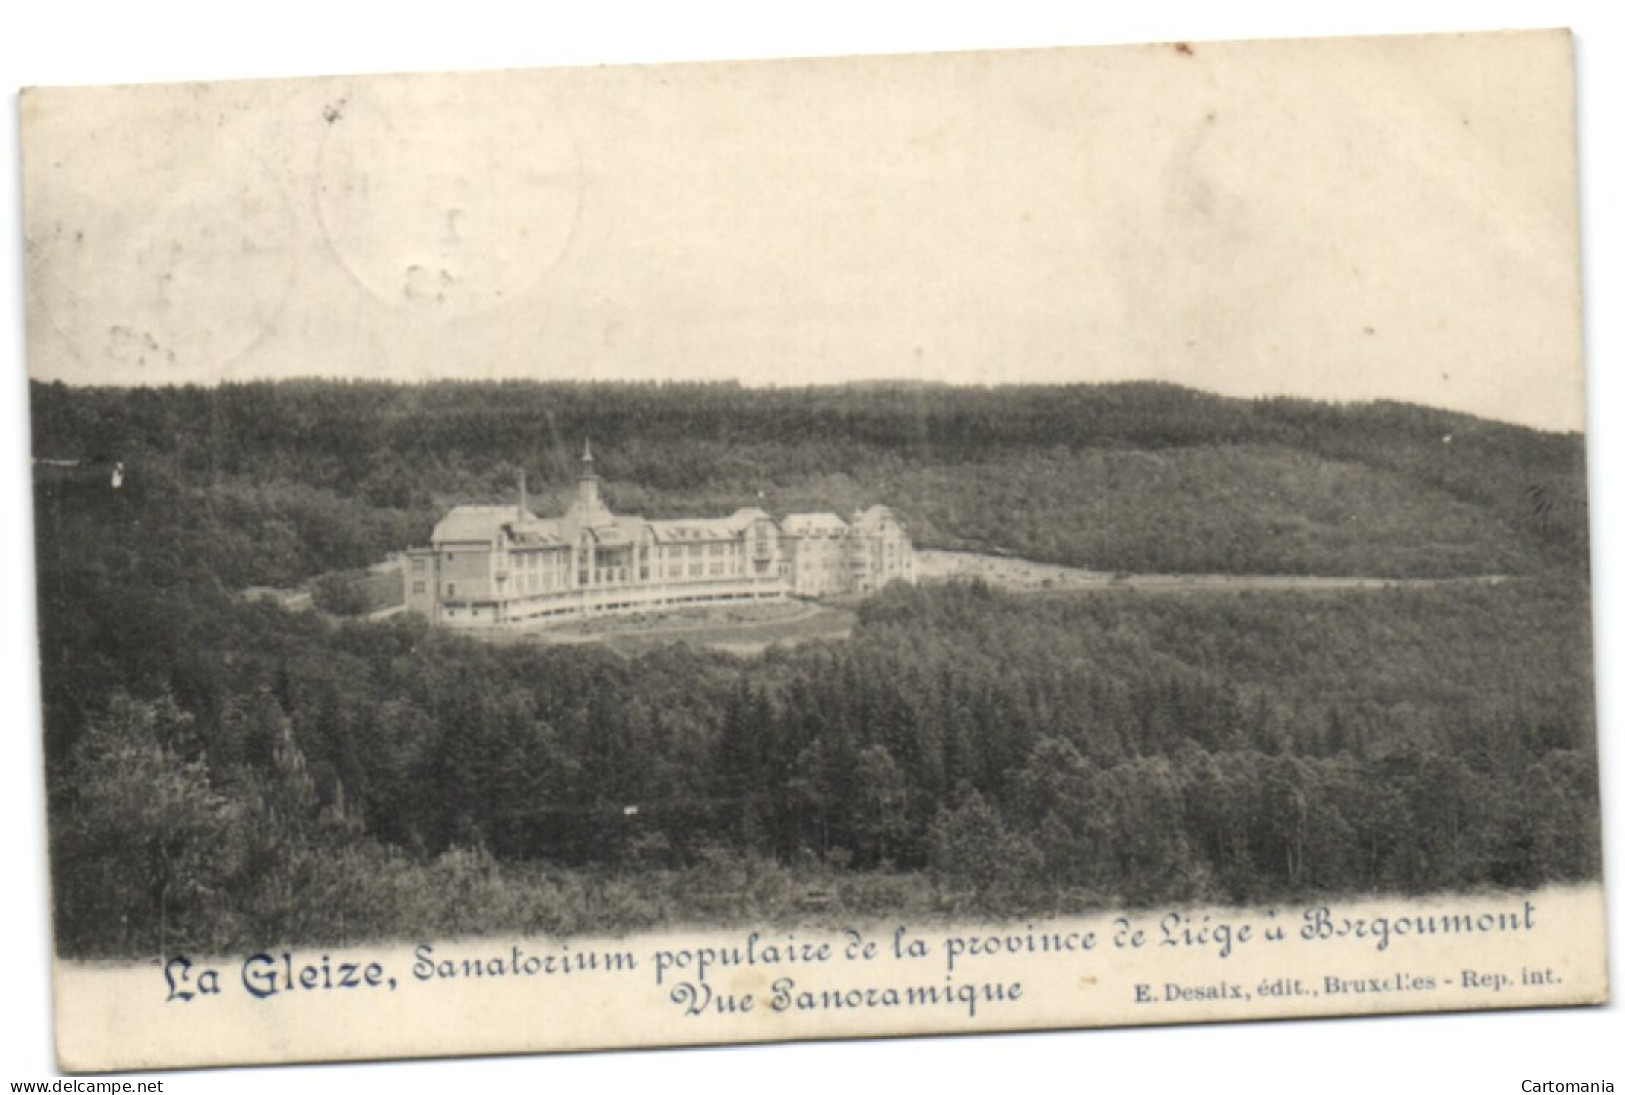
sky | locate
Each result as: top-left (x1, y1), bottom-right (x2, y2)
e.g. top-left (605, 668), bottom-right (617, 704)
top-left (20, 30), bottom-right (1585, 430)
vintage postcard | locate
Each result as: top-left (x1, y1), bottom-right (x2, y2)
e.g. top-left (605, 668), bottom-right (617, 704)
top-left (20, 29), bottom-right (1606, 1073)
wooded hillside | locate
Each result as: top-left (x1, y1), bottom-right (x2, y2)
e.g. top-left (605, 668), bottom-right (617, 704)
top-left (30, 379), bottom-right (1587, 580)
top-left (30, 380), bottom-right (1598, 956)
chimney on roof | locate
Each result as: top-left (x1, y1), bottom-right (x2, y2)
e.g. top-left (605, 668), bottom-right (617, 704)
top-left (517, 469), bottom-right (528, 522)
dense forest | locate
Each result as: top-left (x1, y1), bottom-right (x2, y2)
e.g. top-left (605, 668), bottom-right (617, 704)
top-left (31, 378), bottom-right (1587, 581)
top-left (31, 380), bottom-right (1599, 957)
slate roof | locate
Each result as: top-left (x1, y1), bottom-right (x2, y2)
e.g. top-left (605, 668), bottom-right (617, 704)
top-left (781, 512), bottom-right (849, 536)
top-left (432, 506), bottom-right (523, 544)
top-left (649, 518), bottom-right (741, 543)
top-left (509, 522), bottom-right (568, 548)
top-left (432, 499), bottom-right (884, 551)
top-left (584, 523), bottom-right (639, 547)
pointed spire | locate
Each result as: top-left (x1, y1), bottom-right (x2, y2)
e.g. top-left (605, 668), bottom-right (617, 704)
top-left (577, 439), bottom-right (603, 512)
top-left (517, 469), bottom-right (528, 522)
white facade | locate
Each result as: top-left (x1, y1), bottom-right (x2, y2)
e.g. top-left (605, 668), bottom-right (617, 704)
top-left (406, 445), bottom-right (915, 628)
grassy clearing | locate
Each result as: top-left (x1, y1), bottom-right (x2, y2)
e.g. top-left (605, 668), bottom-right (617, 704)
top-left (469, 600), bottom-right (858, 654)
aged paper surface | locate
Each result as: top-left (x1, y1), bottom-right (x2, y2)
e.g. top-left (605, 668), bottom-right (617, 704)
top-left (20, 29), bottom-right (1606, 1074)
top-left (54, 887), bottom-right (1607, 1070)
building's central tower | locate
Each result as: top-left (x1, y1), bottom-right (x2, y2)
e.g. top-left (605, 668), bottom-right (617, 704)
top-left (578, 439), bottom-right (601, 511)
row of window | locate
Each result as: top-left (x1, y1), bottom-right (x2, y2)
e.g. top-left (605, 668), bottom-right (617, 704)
top-left (506, 551), bottom-right (570, 571)
top-left (422, 538), bottom-right (912, 601)
top-left (425, 566), bottom-right (885, 607)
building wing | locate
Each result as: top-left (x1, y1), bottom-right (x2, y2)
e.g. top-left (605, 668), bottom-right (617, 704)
top-left (410, 446), bottom-right (913, 628)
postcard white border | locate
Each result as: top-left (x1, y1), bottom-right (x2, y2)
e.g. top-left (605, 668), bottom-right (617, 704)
top-left (6, 4), bottom-right (1625, 1093)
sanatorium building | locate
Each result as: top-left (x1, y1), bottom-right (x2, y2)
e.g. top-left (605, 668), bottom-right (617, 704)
top-left (405, 444), bottom-right (915, 628)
